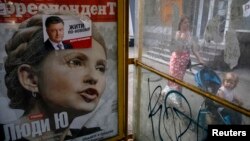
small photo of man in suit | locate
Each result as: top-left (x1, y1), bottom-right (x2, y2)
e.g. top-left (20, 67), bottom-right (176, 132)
top-left (45, 16), bottom-right (72, 50)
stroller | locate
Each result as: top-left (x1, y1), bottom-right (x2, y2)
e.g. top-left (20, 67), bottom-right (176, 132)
top-left (192, 65), bottom-right (222, 125)
top-left (193, 65), bottom-right (242, 126)
top-left (190, 65), bottom-right (243, 141)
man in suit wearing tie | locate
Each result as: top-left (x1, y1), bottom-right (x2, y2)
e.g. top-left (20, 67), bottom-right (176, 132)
top-left (45, 16), bottom-right (72, 50)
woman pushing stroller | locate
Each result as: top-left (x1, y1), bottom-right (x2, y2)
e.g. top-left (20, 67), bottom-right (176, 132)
top-left (161, 15), bottom-right (204, 109)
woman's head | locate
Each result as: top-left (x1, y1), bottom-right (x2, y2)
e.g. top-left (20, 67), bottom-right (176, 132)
top-left (4, 14), bottom-right (107, 116)
top-left (178, 16), bottom-right (190, 32)
top-left (37, 40), bottom-right (107, 116)
top-left (222, 72), bottom-right (239, 90)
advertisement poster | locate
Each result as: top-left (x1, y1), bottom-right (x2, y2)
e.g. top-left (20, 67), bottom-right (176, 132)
top-left (0, 0), bottom-right (118, 140)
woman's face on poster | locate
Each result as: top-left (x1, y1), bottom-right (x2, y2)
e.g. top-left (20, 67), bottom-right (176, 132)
top-left (38, 39), bottom-right (107, 115)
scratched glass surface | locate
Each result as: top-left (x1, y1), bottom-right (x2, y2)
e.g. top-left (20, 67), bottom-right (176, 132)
top-left (133, 68), bottom-right (204, 141)
top-left (132, 68), bottom-right (250, 141)
top-left (135, 0), bottom-right (250, 113)
top-left (134, 0), bottom-right (250, 140)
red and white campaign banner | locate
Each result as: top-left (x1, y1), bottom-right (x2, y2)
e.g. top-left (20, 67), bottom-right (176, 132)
top-left (42, 15), bottom-right (92, 49)
top-left (0, 0), bottom-right (117, 23)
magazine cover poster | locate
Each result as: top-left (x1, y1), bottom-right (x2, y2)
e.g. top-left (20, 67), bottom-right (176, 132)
top-left (0, 0), bottom-right (118, 141)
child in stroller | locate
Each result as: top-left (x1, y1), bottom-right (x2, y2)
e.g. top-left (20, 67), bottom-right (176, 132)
top-left (216, 72), bottom-right (243, 124)
top-left (194, 66), bottom-right (242, 125)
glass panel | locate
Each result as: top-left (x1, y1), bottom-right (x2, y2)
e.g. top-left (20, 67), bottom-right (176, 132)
top-left (133, 68), bottom-right (250, 141)
top-left (135, 0), bottom-right (250, 109)
top-left (134, 2), bottom-right (250, 139)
